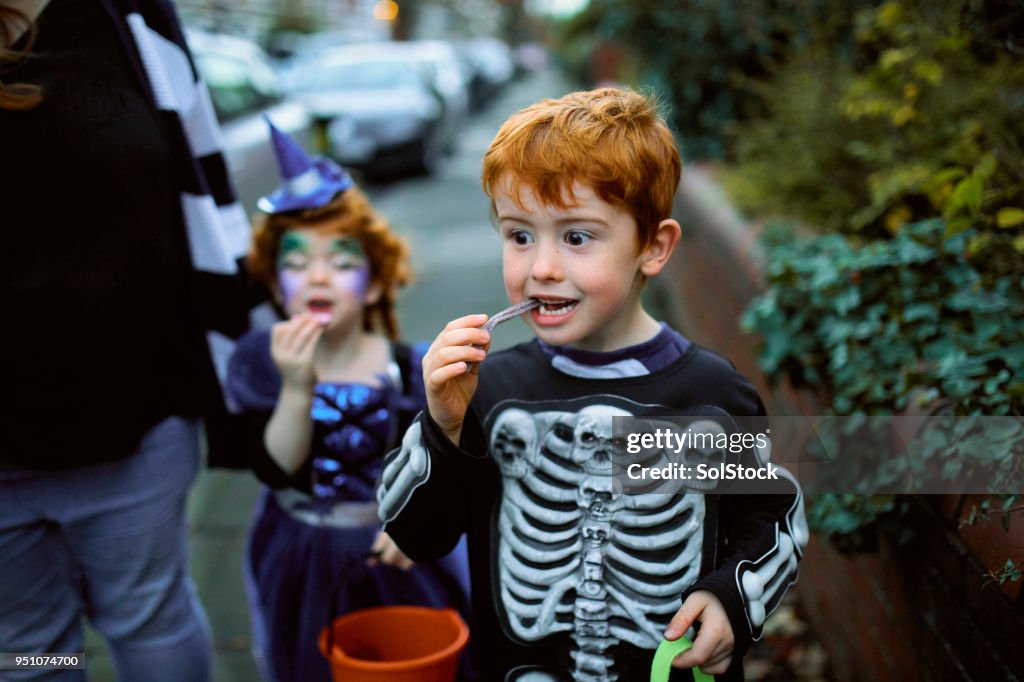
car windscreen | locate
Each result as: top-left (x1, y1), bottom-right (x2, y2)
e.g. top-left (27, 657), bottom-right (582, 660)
top-left (194, 50), bottom-right (279, 121)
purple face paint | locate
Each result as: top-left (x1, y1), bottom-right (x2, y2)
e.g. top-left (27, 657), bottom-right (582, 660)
top-left (276, 230), bottom-right (372, 325)
top-left (344, 263), bottom-right (371, 297)
top-left (277, 269), bottom-right (305, 312)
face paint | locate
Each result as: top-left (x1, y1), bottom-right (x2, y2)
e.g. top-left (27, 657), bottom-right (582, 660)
top-left (328, 237), bottom-right (365, 259)
top-left (277, 269), bottom-right (305, 311)
top-left (340, 262), bottom-right (371, 297)
top-left (279, 231), bottom-right (308, 259)
top-left (277, 232), bottom-right (311, 310)
top-left (276, 229), bottom-right (373, 328)
top-left (326, 238), bottom-right (371, 296)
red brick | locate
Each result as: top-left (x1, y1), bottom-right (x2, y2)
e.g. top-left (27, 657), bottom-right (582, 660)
top-left (957, 494), bottom-right (1024, 602)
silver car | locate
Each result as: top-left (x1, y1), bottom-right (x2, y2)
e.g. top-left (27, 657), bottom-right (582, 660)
top-left (292, 47), bottom-right (448, 177)
top-left (384, 41), bottom-right (470, 154)
top-left (187, 29), bottom-right (313, 215)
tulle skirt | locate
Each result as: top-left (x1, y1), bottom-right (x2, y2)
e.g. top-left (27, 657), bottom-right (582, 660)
top-left (244, 489), bottom-right (472, 682)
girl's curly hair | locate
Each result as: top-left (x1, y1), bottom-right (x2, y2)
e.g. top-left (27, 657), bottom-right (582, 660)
top-left (248, 186), bottom-right (411, 340)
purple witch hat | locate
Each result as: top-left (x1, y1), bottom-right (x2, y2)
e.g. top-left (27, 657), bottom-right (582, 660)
top-left (257, 116), bottom-right (354, 214)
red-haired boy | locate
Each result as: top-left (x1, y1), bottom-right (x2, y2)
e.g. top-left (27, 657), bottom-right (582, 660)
top-left (378, 88), bottom-right (807, 681)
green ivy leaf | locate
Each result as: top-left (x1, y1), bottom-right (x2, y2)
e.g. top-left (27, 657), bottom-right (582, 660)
top-left (929, 167), bottom-right (968, 186)
top-left (996, 208), bottom-right (1024, 229)
top-left (974, 153), bottom-right (998, 180)
top-left (903, 302), bottom-right (939, 322)
top-left (880, 46), bottom-right (917, 70)
top-left (951, 173), bottom-right (984, 215)
top-left (983, 418), bottom-right (1023, 442)
top-left (944, 216), bottom-right (974, 237)
top-left (947, 289), bottom-right (1007, 313)
top-left (911, 58), bottom-right (943, 85)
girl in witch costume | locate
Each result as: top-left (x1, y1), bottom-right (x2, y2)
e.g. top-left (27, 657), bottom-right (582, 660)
top-left (226, 120), bottom-right (472, 682)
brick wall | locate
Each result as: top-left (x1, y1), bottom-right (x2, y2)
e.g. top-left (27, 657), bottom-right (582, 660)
top-left (657, 165), bottom-right (1024, 681)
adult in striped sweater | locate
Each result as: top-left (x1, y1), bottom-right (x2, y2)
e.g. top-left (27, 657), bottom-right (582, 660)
top-left (1, 2), bottom-right (260, 680)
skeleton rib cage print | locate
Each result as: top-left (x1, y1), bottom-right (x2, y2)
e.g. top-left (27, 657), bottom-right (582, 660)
top-left (493, 405), bottom-right (705, 680)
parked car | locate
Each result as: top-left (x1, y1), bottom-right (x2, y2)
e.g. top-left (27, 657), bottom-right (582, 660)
top-left (458, 36), bottom-right (515, 111)
top-left (292, 47), bottom-right (448, 176)
top-left (385, 40), bottom-right (470, 154)
top-left (513, 41), bottom-right (549, 74)
top-left (186, 29), bottom-right (313, 215)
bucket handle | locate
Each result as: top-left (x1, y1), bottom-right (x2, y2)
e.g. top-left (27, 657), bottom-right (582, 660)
top-left (323, 554), bottom-right (373, 656)
top-left (650, 637), bottom-right (715, 682)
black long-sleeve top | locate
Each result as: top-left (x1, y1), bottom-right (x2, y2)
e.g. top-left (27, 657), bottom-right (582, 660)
top-left (379, 339), bottom-right (806, 681)
top-left (1, 0), bottom-right (232, 468)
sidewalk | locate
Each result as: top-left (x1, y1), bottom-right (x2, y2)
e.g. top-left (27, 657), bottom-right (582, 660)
top-left (186, 468), bottom-right (264, 681)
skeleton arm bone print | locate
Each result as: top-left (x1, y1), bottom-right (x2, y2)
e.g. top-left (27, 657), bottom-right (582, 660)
top-left (734, 467), bottom-right (808, 629)
top-left (378, 422), bottom-right (430, 512)
top-left (682, 461), bottom-right (808, 658)
top-left (377, 413), bottom-right (484, 560)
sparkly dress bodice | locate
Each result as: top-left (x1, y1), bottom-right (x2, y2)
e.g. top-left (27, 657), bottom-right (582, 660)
top-left (308, 382), bottom-right (395, 502)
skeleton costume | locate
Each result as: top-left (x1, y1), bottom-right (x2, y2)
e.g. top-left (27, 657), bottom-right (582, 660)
top-left (379, 329), bottom-right (807, 681)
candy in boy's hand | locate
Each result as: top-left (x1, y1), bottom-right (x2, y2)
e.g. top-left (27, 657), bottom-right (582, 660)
top-left (466, 298), bottom-right (542, 372)
top-left (480, 298), bottom-right (543, 334)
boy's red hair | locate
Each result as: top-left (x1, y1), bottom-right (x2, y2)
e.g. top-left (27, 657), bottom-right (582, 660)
top-left (482, 87), bottom-right (680, 249)
top-left (248, 186), bottom-right (411, 340)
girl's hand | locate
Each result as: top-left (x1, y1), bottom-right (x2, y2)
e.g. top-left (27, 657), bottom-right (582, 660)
top-left (270, 314), bottom-right (323, 390)
top-left (664, 590), bottom-right (735, 675)
top-left (422, 314), bottom-right (491, 445)
top-left (367, 531), bottom-right (414, 570)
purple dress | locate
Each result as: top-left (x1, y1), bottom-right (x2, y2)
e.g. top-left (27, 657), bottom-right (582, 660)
top-left (226, 331), bottom-right (472, 682)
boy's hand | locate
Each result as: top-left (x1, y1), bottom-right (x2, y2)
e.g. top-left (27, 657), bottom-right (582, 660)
top-left (270, 314), bottom-right (322, 390)
top-left (367, 531), bottom-right (414, 570)
top-left (423, 314), bottom-right (491, 444)
top-left (664, 590), bottom-right (735, 675)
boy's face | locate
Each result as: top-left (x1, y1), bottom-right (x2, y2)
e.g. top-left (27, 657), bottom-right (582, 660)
top-left (496, 181), bottom-right (654, 351)
top-left (275, 225), bottom-right (379, 331)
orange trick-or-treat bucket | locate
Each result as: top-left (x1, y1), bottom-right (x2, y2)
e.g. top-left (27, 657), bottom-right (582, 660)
top-left (319, 606), bottom-right (469, 682)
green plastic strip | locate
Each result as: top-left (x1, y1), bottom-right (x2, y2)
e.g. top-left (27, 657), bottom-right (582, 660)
top-left (650, 637), bottom-right (715, 682)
